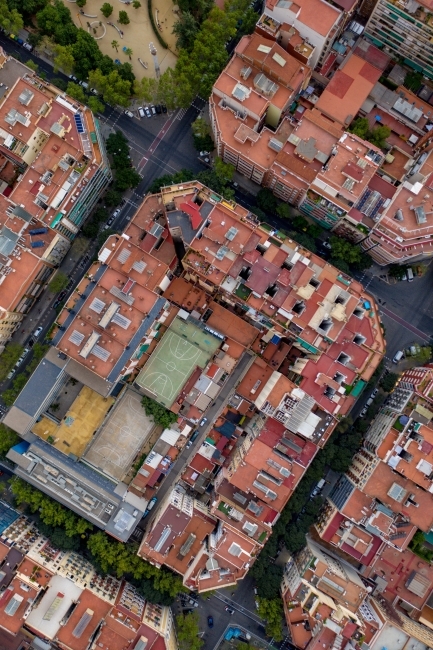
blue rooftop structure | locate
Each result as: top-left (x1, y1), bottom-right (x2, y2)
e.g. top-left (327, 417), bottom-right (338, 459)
top-left (0, 501), bottom-right (19, 534)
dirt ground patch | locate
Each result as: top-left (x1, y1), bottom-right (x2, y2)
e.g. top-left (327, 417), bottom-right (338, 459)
top-left (62, 0), bottom-right (177, 79)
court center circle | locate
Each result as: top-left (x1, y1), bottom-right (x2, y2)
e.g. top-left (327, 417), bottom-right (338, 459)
top-left (166, 361), bottom-right (176, 372)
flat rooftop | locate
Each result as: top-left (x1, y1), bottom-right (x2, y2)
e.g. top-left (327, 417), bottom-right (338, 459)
top-left (32, 386), bottom-right (114, 458)
top-left (26, 574), bottom-right (83, 639)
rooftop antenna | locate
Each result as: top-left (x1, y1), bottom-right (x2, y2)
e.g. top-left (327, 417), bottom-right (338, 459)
top-left (149, 42), bottom-right (160, 79)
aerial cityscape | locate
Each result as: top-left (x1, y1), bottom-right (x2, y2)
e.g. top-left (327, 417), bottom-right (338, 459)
top-left (0, 0), bottom-right (432, 649)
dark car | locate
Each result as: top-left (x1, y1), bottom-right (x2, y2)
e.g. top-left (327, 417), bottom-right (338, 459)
top-left (207, 616), bottom-right (213, 628)
top-left (155, 104), bottom-right (162, 114)
top-left (225, 607), bottom-right (235, 615)
top-left (161, 104), bottom-right (167, 113)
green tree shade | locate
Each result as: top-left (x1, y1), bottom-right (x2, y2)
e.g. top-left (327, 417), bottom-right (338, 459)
top-left (349, 117), bottom-right (390, 149)
top-left (111, 39), bottom-right (119, 51)
top-left (147, 169), bottom-right (195, 193)
top-left (48, 271), bottom-right (69, 293)
top-left (114, 167), bottom-right (141, 191)
top-left (173, 12), bottom-right (199, 51)
top-left (87, 95), bottom-right (105, 114)
top-left (257, 188), bottom-right (278, 213)
top-left (76, 0), bottom-right (86, 7)
top-left (0, 424), bottom-right (19, 458)
top-left (388, 264), bottom-right (407, 280)
top-left (0, 343), bottom-right (24, 381)
top-left (214, 156), bottom-right (235, 183)
top-left (53, 44), bottom-right (75, 74)
top-left (330, 257), bottom-right (351, 275)
top-left (101, 2), bottom-right (113, 16)
top-left (141, 396), bottom-right (178, 428)
top-left (36, 0), bottom-right (78, 46)
top-left (294, 232), bottom-right (316, 253)
top-left (380, 372), bottom-right (399, 392)
top-left (132, 0), bottom-right (141, 7)
top-left (176, 612), bottom-right (203, 650)
top-left (196, 169), bottom-right (235, 200)
top-left (276, 203), bottom-right (291, 219)
top-left (25, 59), bottom-right (39, 72)
top-left (178, 0), bottom-right (213, 23)
top-left (72, 30), bottom-right (103, 78)
top-left (105, 189), bottom-right (121, 206)
top-left (0, 0), bottom-right (24, 34)
top-left (88, 68), bottom-right (132, 107)
top-left (329, 236), bottom-right (363, 265)
top-left (124, 47), bottom-right (133, 60)
top-left (118, 10), bottom-right (130, 24)
top-left (51, 77), bottom-right (68, 91)
top-left (257, 598), bottom-right (284, 641)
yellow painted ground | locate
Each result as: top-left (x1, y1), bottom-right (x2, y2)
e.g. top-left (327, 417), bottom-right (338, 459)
top-left (62, 0), bottom-right (178, 79)
top-left (33, 386), bottom-right (114, 458)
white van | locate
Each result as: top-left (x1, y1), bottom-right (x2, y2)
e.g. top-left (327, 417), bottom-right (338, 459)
top-left (393, 350), bottom-right (404, 363)
top-left (406, 267), bottom-right (414, 282)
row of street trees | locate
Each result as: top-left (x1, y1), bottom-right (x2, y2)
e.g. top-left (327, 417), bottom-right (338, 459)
top-left (9, 477), bottom-right (184, 603)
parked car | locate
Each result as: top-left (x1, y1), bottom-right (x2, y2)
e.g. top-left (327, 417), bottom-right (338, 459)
top-left (23, 42), bottom-right (33, 51)
top-left (90, 87), bottom-right (99, 95)
top-left (225, 607), bottom-right (235, 615)
top-left (207, 616), bottom-right (214, 628)
top-left (161, 104), bottom-right (167, 113)
top-left (143, 496), bottom-right (158, 516)
top-left (393, 350), bottom-right (404, 363)
top-left (33, 326), bottom-right (43, 338)
top-left (199, 417), bottom-right (208, 427)
top-left (371, 388), bottom-right (379, 397)
top-left (138, 107), bottom-right (145, 118)
top-left (186, 441), bottom-right (192, 449)
top-left (144, 106), bottom-right (152, 118)
top-left (155, 104), bottom-right (162, 114)
top-left (366, 397), bottom-right (374, 406)
top-left (7, 369), bottom-right (15, 380)
top-left (124, 110), bottom-right (134, 118)
top-left (79, 80), bottom-right (89, 89)
top-left (190, 430), bottom-right (199, 442)
top-left (360, 406), bottom-right (368, 418)
top-left (112, 208), bottom-right (121, 218)
top-left (68, 74), bottom-right (78, 83)
top-left (150, 105), bottom-right (157, 115)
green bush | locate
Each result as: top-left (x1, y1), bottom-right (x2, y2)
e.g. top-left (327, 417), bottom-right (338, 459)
top-left (147, 0), bottom-right (168, 48)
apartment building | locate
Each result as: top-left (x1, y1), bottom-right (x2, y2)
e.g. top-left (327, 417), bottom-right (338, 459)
top-left (281, 536), bottom-right (368, 649)
top-left (0, 515), bottom-right (177, 650)
top-left (0, 51), bottom-right (111, 349)
top-left (360, 148), bottom-right (433, 265)
top-left (364, 0), bottom-right (433, 81)
top-left (262, 0), bottom-right (343, 68)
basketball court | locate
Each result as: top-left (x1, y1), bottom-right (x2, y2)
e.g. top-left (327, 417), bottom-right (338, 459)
top-left (84, 388), bottom-right (155, 481)
top-left (136, 316), bottom-right (222, 407)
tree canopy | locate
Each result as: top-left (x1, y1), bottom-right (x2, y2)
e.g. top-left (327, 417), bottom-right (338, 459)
top-left (0, 424), bottom-right (19, 458)
top-left (0, 343), bottom-right (24, 381)
top-left (141, 396), bottom-right (178, 428)
top-left (48, 271), bottom-right (69, 294)
top-left (349, 117), bottom-right (391, 149)
top-left (176, 612), bottom-right (203, 650)
top-left (257, 598), bottom-right (284, 641)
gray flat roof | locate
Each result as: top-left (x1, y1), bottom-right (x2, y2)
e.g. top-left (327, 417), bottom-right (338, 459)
top-left (14, 359), bottom-right (66, 417)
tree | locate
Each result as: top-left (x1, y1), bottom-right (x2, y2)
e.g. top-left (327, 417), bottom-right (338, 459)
top-left (349, 117), bottom-right (369, 140)
top-left (25, 59), bottom-right (39, 72)
top-left (380, 372), bottom-right (399, 393)
top-left (118, 10), bottom-right (130, 24)
top-left (76, 0), bottom-right (86, 6)
top-left (111, 39), bottom-right (119, 53)
top-left (87, 95), bottom-right (105, 114)
top-left (48, 271), bottom-right (69, 294)
top-left (173, 12), bottom-right (198, 51)
top-left (294, 232), bottom-right (316, 253)
top-left (66, 82), bottom-right (86, 103)
top-left (141, 396), bottom-right (178, 428)
top-left (257, 188), bottom-right (278, 213)
top-left (36, 0), bottom-right (78, 46)
top-left (329, 236), bottom-right (363, 265)
top-left (0, 343), bottom-right (24, 382)
top-left (72, 29), bottom-right (103, 78)
top-left (330, 257), bottom-right (351, 275)
top-left (53, 44), bottom-right (75, 75)
top-left (257, 598), bottom-right (284, 641)
top-left (176, 612), bottom-right (203, 650)
top-left (132, 0), bottom-right (141, 7)
top-left (276, 203), bottom-right (291, 219)
top-left (214, 156), bottom-right (234, 183)
top-left (134, 76), bottom-right (159, 102)
top-left (88, 68), bottom-right (132, 107)
top-left (104, 190), bottom-right (121, 206)
top-left (0, 424), bottom-right (19, 458)
top-left (0, 0), bottom-right (24, 34)
top-left (349, 117), bottom-right (390, 149)
top-left (124, 47), bottom-right (133, 60)
top-left (101, 2), bottom-right (113, 17)
top-left (51, 77), bottom-right (68, 91)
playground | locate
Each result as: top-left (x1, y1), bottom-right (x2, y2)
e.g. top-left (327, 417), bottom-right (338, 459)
top-left (63, 0), bottom-right (177, 79)
top-left (136, 316), bottom-right (222, 408)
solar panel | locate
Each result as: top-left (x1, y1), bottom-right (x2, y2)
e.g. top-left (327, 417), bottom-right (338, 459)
top-left (117, 249), bottom-right (131, 264)
top-left (72, 609), bottom-right (93, 638)
top-left (89, 298), bottom-right (106, 314)
top-left (112, 312), bottom-right (131, 329)
top-left (74, 113), bottom-right (85, 134)
top-left (69, 330), bottom-right (85, 346)
top-left (132, 260), bottom-right (147, 273)
top-left (91, 345), bottom-right (110, 362)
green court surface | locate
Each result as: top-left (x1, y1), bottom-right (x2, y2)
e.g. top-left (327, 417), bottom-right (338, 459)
top-left (136, 317), bottom-right (221, 407)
